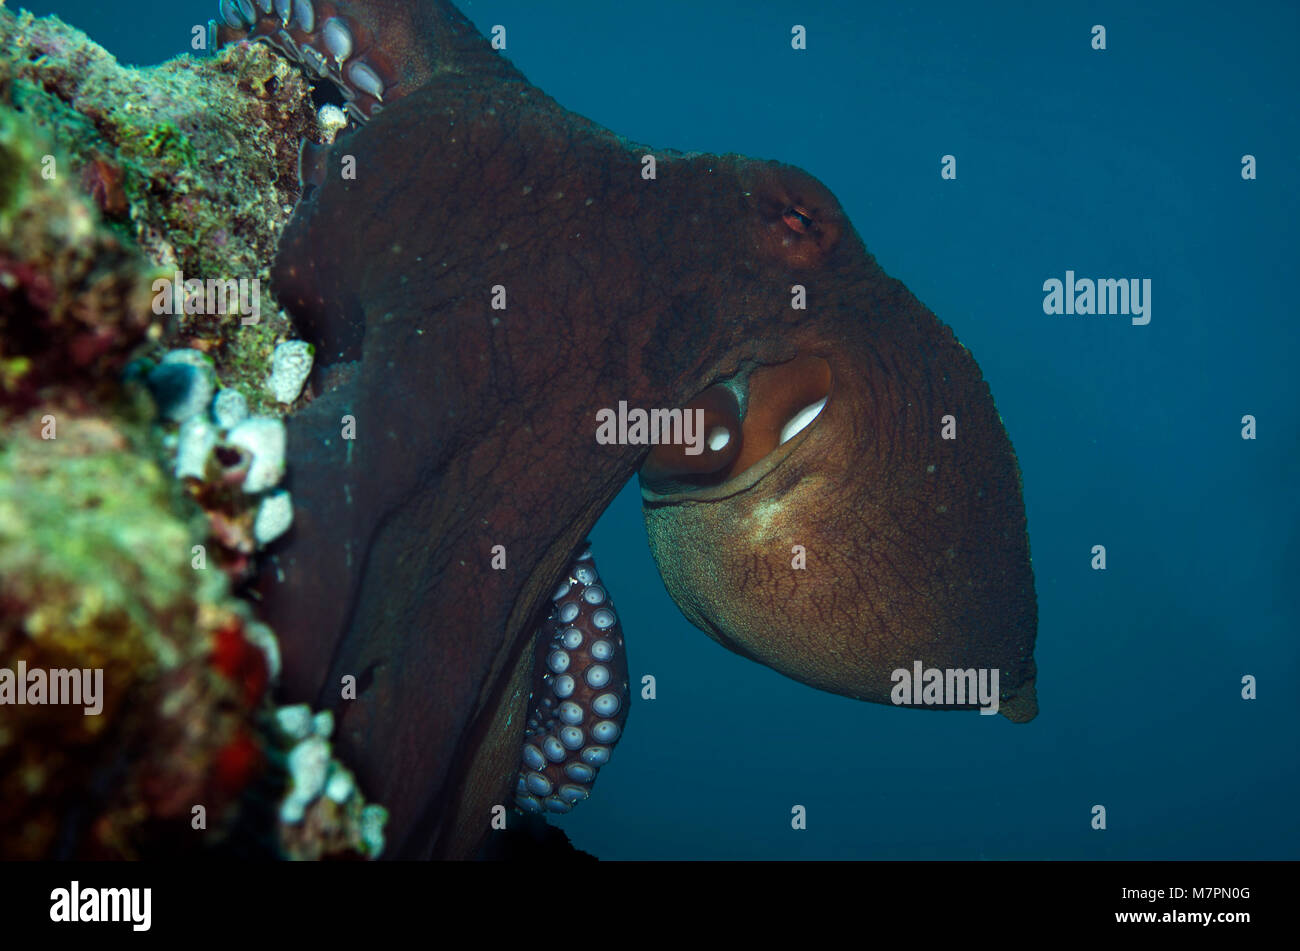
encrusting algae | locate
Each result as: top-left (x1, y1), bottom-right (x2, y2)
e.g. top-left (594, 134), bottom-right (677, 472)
top-left (0, 4), bottom-right (386, 859)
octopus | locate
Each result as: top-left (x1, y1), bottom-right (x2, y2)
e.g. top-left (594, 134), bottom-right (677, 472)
top-left (212, 0), bottom-right (1039, 858)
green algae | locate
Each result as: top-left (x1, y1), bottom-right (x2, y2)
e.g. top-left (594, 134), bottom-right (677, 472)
top-left (137, 120), bottom-right (200, 170)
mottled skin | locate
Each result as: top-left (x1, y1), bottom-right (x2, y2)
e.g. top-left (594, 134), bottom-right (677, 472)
top-left (243, 1), bottom-right (1037, 858)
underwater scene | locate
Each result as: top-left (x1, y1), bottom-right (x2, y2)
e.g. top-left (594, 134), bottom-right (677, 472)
top-left (1, 0), bottom-right (1296, 871)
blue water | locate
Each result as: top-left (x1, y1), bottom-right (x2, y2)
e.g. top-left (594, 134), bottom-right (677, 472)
top-left (28, 0), bottom-right (1299, 859)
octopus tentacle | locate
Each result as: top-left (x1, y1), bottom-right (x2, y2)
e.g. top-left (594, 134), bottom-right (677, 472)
top-left (211, 0), bottom-right (521, 123)
top-left (213, 0), bottom-right (395, 122)
top-left (516, 544), bottom-right (629, 816)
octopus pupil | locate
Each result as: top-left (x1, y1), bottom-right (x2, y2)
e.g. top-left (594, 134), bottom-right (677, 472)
top-left (783, 206), bottom-right (814, 233)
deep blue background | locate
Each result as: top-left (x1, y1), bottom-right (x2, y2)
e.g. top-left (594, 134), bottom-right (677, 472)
top-left (23, 0), bottom-right (1299, 859)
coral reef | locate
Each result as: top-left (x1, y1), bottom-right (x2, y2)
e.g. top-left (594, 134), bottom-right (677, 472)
top-left (0, 412), bottom-right (273, 857)
top-left (0, 6), bottom-right (385, 859)
top-left (0, 108), bottom-right (154, 413)
top-left (0, 4), bottom-right (314, 413)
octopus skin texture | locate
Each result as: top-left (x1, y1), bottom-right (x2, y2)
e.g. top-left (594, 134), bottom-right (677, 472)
top-left (213, 0), bottom-right (1039, 859)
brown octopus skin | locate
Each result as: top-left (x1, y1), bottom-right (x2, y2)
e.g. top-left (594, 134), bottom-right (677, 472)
top-left (224, 1), bottom-right (1038, 858)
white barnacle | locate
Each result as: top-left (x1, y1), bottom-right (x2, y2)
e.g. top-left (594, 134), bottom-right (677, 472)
top-left (316, 104), bottom-right (348, 144)
top-left (212, 387), bottom-right (249, 429)
top-left (227, 416), bottom-right (287, 492)
top-left (275, 703), bottom-right (314, 740)
top-left (268, 339), bottom-right (314, 404)
top-left (175, 416), bottom-right (217, 480)
top-left (254, 489), bottom-right (294, 545)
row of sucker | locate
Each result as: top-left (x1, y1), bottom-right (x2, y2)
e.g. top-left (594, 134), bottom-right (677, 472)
top-left (212, 0), bottom-right (390, 123)
top-left (515, 543), bottom-right (630, 816)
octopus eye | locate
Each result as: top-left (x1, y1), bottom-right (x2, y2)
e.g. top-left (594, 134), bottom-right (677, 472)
top-left (640, 355), bottom-right (832, 500)
top-left (782, 205), bottom-right (815, 234)
top-left (638, 384), bottom-right (743, 492)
